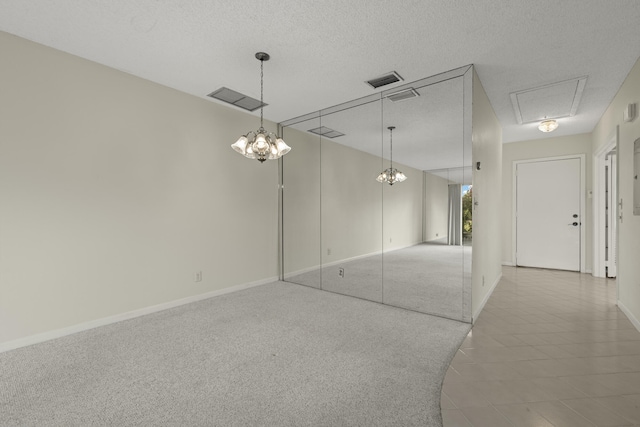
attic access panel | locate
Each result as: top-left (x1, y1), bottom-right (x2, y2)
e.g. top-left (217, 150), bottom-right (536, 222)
top-left (510, 77), bottom-right (587, 124)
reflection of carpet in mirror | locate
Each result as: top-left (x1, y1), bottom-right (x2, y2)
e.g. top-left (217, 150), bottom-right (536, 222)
top-left (286, 243), bottom-right (471, 322)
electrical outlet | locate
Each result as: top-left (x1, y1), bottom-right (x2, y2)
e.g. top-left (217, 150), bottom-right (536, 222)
top-left (339, 268), bottom-right (344, 277)
top-left (194, 271), bottom-right (202, 282)
top-left (327, 248), bottom-right (332, 256)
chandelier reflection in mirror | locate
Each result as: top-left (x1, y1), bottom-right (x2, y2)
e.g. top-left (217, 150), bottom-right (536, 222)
top-left (377, 126), bottom-right (407, 185)
top-left (231, 52), bottom-right (291, 163)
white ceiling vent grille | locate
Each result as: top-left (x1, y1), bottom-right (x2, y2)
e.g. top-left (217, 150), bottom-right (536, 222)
top-left (207, 87), bottom-right (266, 112)
top-left (510, 77), bottom-right (587, 124)
top-left (308, 126), bottom-right (344, 138)
top-left (386, 88), bottom-right (419, 102)
top-left (366, 71), bottom-right (403, 89)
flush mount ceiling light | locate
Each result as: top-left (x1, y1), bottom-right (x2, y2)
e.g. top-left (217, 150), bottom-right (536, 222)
top-left (538, 119), bottom-right (559, 132)
top-left (231, 52), bottom-right (291, 163)
top-left (377, 126), bottom-right (407, 185)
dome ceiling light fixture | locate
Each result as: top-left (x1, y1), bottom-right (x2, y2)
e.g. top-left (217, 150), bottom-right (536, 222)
top-left (231, 52), bottom-right (291, 163)
top-left (538, 119), bottom-right (559, 133)
top-left (377, 126), bottom-right (407, 185)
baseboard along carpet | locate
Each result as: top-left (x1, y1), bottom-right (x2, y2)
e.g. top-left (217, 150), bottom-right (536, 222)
top-left (0, 281), bottom-right (471, 426)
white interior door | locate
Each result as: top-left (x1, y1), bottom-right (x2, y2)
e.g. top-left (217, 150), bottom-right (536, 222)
top-left (516, 158), bottom-right (581, 271)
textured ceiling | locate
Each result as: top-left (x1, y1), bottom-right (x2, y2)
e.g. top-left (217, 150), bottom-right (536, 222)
top-left (1, 0), bottom-right (639, 147)
top-left (283, 71), bottom-right (466, 173)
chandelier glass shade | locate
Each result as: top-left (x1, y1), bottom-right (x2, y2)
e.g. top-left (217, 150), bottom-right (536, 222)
top-left (231, 129), bottom-right (290, 162)
top-left (538, 119), bottom-right (559, 132)
top-left (231, 52), bottom-right (291, 162)
top-left (377, 126), bottom-right (407, 185)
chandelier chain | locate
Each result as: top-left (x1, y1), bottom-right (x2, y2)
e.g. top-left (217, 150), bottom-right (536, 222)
top-left (260, 58), bottom-right (264, 129)
top-left (230, 52), bottom-right (291, 163)
top-left (390, 127), bottom-right (393, 169)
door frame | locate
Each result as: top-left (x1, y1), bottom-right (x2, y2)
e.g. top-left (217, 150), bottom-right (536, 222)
top-left (512, 154), bottom-right (586, 272)
top-left (592, 127), bottom-right (618, 278)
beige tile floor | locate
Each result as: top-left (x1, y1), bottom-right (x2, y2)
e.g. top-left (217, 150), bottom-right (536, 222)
top-left (442, 266), bottom-right (640, 427)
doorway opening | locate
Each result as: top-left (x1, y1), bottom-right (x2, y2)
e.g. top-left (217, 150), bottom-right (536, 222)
top-left (593, 127), bottom-right (618, 279)
top-left (605, 149), bottom-right (617, 278)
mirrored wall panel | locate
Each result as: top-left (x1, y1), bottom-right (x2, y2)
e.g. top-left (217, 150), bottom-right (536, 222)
top-left (281, 115), bottom-right (321, 288)
top-left (381, 77), bottom-right (469, 320)
top-left (320, 100), bottom-right (383, 302)
top-left (280, 65), bottom-right (473, 322)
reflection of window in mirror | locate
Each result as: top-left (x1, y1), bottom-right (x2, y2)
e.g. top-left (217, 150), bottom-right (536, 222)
top-left (634, 138), bottom-right (640, 215)
top-left (462, 185), bottom-right (473, 244)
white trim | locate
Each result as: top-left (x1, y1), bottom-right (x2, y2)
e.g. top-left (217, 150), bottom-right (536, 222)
top-left (0, 277), bottom-right (276, 354)
top-left (323, 249), bottom-right (389, 269)
top-left (512, 154), bottom-right (587, 272)
top-left (502, 261), bottom-right (515, 266)
top-left (284, 264), bottom-right (322, 279)
top-left (592, 128), bottom-right (618, 278)
top-left (284, 242), bottom-right (425, 281)
top-left (618, 300), bottom-right (640, 333)
top-left (511, 161), bottom-right (518, 265)
top-left (472, 272), bottom-right (502, 323)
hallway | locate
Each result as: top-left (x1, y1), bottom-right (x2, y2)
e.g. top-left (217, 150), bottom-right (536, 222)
top-left (442, 266), bottom-right (640, 426)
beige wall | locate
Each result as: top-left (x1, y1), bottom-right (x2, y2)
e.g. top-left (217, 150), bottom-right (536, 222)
top-left (592, 57), bottom-right (640, 328)
top-left (471, 70), bottom-right (502, 320)
top-left (0, 32), bottom-right (279, 346)
top-left (501, 134), bottom-right (593, 271)
top-left (423, 172), bottom-right (450, 241)
top-left (319, 140), bottom-right (423, 264)
top-left (320, 141), bottom-right (383, 264)
top-left (471, 68), bottom-right (503, 321)
top-left (382, 163), bottom-right (424, 251)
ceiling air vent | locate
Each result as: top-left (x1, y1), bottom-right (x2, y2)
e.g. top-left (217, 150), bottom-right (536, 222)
top-left (385, 88), bottom-right (419, 102)
top-left (366, 71), bottom-right (403, 89)
top-left (207, 87), bottom-right (266, 112)
top-left (308, 126), bottom-right (345, 138)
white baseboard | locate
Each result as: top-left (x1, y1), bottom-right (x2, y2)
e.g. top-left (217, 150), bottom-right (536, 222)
top-left (0, 276), bottom-right (277, 354)
top-left (472, 272), bottom-right (502, 323)
top-left (502, 261), bottom-right (515, 267)
top-left (286, 250), bottom-right (387, 279)
top-left (285, 243), bottom-right (429, 279)
top-left (618, 300), bottom-right (640, 333)
top-left (284, 252), bottom-right (380, 279)
top-left (284, 264), bottom-right (321, 279)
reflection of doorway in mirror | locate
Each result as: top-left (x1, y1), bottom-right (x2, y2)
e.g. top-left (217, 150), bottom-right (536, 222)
top-left (462, 185), bottom-right (473, 246)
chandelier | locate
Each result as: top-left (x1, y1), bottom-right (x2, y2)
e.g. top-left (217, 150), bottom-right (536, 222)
top-left (377, 126), bottom-right (407, 185)
top-left (231, 52), bottom-right (291, 162)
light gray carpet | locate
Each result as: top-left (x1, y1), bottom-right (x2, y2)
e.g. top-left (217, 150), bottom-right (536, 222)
top-left (286, 243), bottom-right (472, 321)
top-left (0, 281), bottom-right (471, 426)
